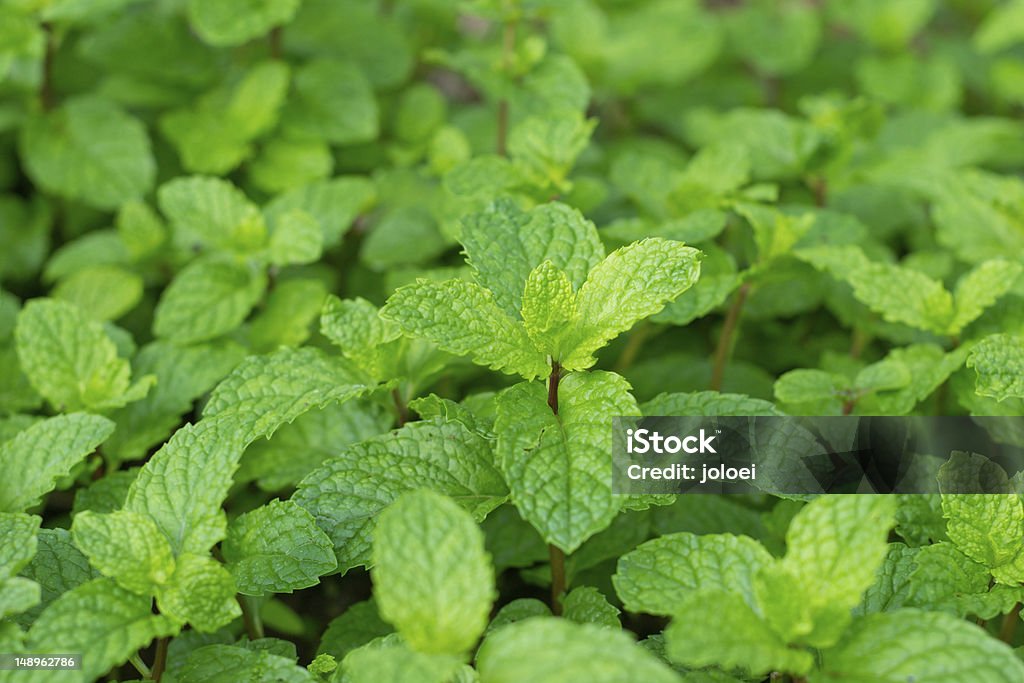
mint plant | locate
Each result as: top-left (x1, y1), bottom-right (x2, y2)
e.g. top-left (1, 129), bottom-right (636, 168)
top-left (2, 1), bottom-right (1024, 682)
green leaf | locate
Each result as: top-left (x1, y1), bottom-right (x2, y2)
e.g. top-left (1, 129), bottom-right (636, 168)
top-left (0, 577), bottom-right (40, 620)
top-left (340, 640), bottom-right (461, 683)
top-left (0, 414), bottom-right (114, 513)
top-left (950, 260), bottom-right (1024, 333)
top-left (247, 278), bottom-right (327, 352)
top-left (520, 261), bottom-right (577, 358)
top-left (641, 391), bottom-right (783, 416)
top-left (380, 279), bottom-right (548, 380)
top-left (104, 340), bottom-right (245, 461)
top-left (53, 266), bottom-right (143, 322)
top-left (203, 347), bottom-right (371, 443)
top-left (613, 533), bottom-right (774, 617)
top-left (18, 529), bottom-right (97, 623)
top-left (460, 200), bottom-right (604, 318)
top-left (283, 59), bottom-right (378, 145)
top-left (267, 210), bottom-right (323, 266)
top-left (223, 499), bottom-right (337, 596)
top-left (476, 617), bottom-right (681, 683)
top-left (153, 257), bottom-right (267, 345)
top-left (562, 239), bottom-right (702, 370)
top-left (71, 510), bottom-right (175, 595)
top-left (494, 371), bottom-right (638, 553)
top-left (157, 176), bottom-right (266, 255)
top-left (507, 113), bottom-right (596, 193)
top-left (798, 245), bottom-right (954, 335)
top-left (15, 299), bottom-right (152, 412)
top-left (123, 417), bottom-right (246, 556)
top-left (188, 0), bottom-right (300, 46)
top-left (155, 553), bottom-right (241, 632)
top-left (372, 490), bottom-right (495, 655)
top-left (26, 578), bottom-right (177, 682)
top-left (18, 96), bottom-right (154, 210)
top-left (562, 587), bottom-right (620, 628)
top-left (967, 334), bottom-right (1024, 401)
top-left (768, 496), bottom-right (896, 646)
top-left (263, 177), bottom-right (376, 248)
top-left (293, 419), bottom-right (507, 572)
top-left (178, 644), bottom-right (313, 683)
top-left (941, 487), bottom-right (1024, 583)
top-left (320, 296), bottom-right (402, 379)
top-left (855, 543), bottom-right (918, 616)
top-left (1, 513), bottom-right (39, 585)
top-left (665, 589), bottom-right (813, 677)
top-left (249, 138), bottom-right (333, 194)
top-left (318, 599), bottom-right (393, 661)
top-left (815, 609), bottom-right (1024, 682)
top-left (774, 369), bottom-right (848, 413)
top-left (855, 344), bottom-right (969, 415)
top-left (906, 543), bottom-right (1022, 619)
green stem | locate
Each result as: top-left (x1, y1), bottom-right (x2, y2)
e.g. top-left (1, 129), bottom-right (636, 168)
top-left (269, 26), bottom-right (283, 59)
top-left (239, 595), bottom-right (264, 640)
top-left (549, 544), bottom-right (566, 616)
top-left (710, 282), bottom-right (751, 392)
top-left (150, 637), bottom-right (168, 682)
top-left (129, 653), bottom-right (151, 679)
top-left (614, 322), bottom-right (652, 374)
top-left (392, 388), bottom-right (409, 427)
top-left (1000, 603), bottom-right (1021, 643)
top-left (849, 328), bottom-right (868, 359)
top-left (546, 360), bottom-right (566, 614)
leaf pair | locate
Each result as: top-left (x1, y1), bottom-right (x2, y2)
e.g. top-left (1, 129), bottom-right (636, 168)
top-left (381, 201), bottom-right (702, 379)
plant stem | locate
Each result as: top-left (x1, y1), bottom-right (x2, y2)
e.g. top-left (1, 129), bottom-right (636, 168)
top-left (150, 637), bottom-right (168, 681)
top-left (614, 322), bottom-right (652, 374)
top-left (710, 282), bottom-right (750, 392)
top-left (849, 328), bottom-right (868, 359)
top-left (392, 388), bottom-right (409, 427)
top-left (549, 543), bottom-right (566, 616)
top-left (129, 653), bottom-right (151, 679)
top-left (545, 359), bottom-right (565, 614)
top-left (269, 26), bottom-right (283, 59)
top-left (547, 360), bottom-right (561, 415)
top-left (239, 595), bottom-right (264, 640)
top-left (1000, 603), bottom-right (1021, 643)
top-left (496, 18), bottom-right (517, 156)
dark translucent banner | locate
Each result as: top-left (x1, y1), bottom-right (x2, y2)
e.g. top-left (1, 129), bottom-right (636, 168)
top-left (612, 416), bottom-right (1024, 495)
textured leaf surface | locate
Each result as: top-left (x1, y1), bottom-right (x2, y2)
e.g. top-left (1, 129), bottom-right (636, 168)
top-left (815, 610), bottom-right (1024, 682)
top-left (563, 239), bottom-right (702, 370)
top-left (460, 201), bottom-right (604, 317)
top-left (123, 417), bottom-right (245, 556)
top-left (204, 346), bottom-right (371, 442)
top-left (477, 618), bottom-right (681, 683)
top-left (263, 176), bottom-right (375, 247)
top-left (950, 260), bottom-right (1024, 333)
top-left (381, 279), bottom-right (548, 379)
top-left (26, 578), bottom-right (177, 682)
top-left (283, 59), bottom-right (378, 145)
top-left (495, 371), bottom-right (638, 553)
top-left (340, 640), bottom-right (461, 683)
top-left (223, 499), bottom-right (337, 596)
top-left (178, 644), bottom-right (313, 683)
top-left (372, 490), bottom-right (495, 655)
top-left (155, 553), bottom-right (240, 632)
top-left (15, 299), bottom-right (151, 412)
top-left (941, 489), bottom-right (1024, 581)
top-left (0, 413), bottom-right (113, 512)
top-left (613, 533), bottom-right (773, 616)
top-left (562, 587), bottom-right (620, 628)
top-left (157, 175), bottom-right (265, 255)
top-left (18, 97), bottom-right (154, 210)
top-left (153, 257), bottom-right (267, 345)
top-left (71, 510), bottom-right (175, 595)
top-left (968, 334), bottom-right (1024, 401)
top-left (665, 589), bottom-right (813, 677)
top-left (18, 529), bottom-right (96, 623)
top-left (294, 419), bottom-right (507, 572)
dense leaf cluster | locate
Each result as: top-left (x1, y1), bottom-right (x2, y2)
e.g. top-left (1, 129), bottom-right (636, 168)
top-left (1, 1), bottom-right (1023, 682)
